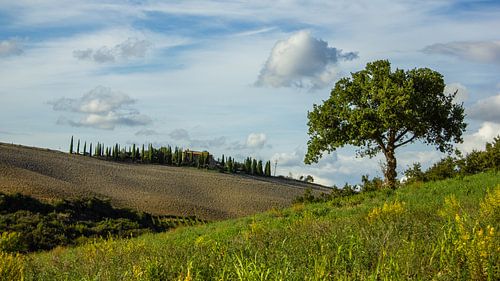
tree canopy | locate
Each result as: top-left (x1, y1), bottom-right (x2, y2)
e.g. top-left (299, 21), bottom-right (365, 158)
top-left (305, 60), bottom-right (466, 188)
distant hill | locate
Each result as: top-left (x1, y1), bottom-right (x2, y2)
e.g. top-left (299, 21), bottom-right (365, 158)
top-left (0, 142), bottom-right (330, 220)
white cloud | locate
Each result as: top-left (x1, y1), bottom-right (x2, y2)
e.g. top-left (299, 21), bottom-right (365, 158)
top-left (246, 133), bottom-right (267, 149)
top-left (50, 86), bottom-right (135, 114)
top-left (169, 129), bottom-right (190, 140)
top-left (135, 129), bottom-right (159, 136)
top-left (0, 39), bottom-right (23, 57)
top-left (272, 150), bottom-right (303, 167)
top-left (58, 112), bottom-right (151, 130)
top-left (168, 129), bottom-right (227, 149)
top-left (468, 94), bottom-right (500, 123)
top-left (423, 41), bottom-right (500, 64)
top-left (73, 37), bottom-right (152, 63)
top-left (458, 122), bottom-right (500, 153)
top-left (255, 30), bottom-right (358, 89)
top-left (49, 86), bottom-right (151, 130)
top-left (444, 82), bottom-right (468, 103)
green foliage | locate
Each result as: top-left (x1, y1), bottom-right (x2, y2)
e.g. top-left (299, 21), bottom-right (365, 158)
top-left (257, 160), bottom-right (263, 176)
top-left (0, 193), bottom-right (204, 253)
top-left (226, 157), bottom-right (234, 173)
top-left (69, 136), bottom-right (73, 154)
top-left (69, 136), bottom-right (275, 179)
top-left (404, 136), bottom-right (500, 183)
top-left (403, 162), bottom-right (425, 183)
top-left (360, 174), bottom-right (383, 192)
top-left (0, 232), bottom-right (23, 253)
top-left (251, 159), bottom-right (257, 175)
top-left (19, 172), bottom-right (498, 280)
top-left (425, 156), bottom-right (458, 181)
top-left (245, 157), bottom-right (252, 173)
top-left (305, 60), bottom-right (466, 189)
top-left (264, 160), bottom-right (271, 177)
top-left (0, 251), bottom-right (24, 281)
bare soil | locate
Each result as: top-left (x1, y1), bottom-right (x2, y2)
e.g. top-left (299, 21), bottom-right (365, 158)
top-left (0, 142), bottom-right (330, 220)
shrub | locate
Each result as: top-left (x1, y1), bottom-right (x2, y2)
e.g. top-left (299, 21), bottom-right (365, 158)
top-left (0, 251), bottom-right (24, 281)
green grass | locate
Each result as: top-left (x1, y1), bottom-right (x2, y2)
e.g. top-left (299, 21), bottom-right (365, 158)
top-left (2, 172), bottom-right (499, 280)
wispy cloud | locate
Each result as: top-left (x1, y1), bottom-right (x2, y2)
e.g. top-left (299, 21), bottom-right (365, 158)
top-left (135, 129), bottom-right (159, 136)
top-left (468, 94), bottom-right (500, 123)
top-left (73, 38), bottom-right (152, 63)
top-left (423, 40), bottom-right (500, 64)
top-left (49, 86), bottom-right (151, 130)
top-left (255, 30), bottom-right (357, 89)
top-left (168, 129), bottom-right (227, 149)
top-left (0, 39), bottom-right (23, 57)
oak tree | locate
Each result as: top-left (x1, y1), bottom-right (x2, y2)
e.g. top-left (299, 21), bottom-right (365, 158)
top-left (305, 60), bottom-right (466, 189)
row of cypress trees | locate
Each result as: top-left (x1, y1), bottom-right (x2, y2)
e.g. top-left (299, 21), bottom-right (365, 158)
top-left (218, 155), bottom-right (272, 176)
top-left (69, 136), bottom-right (272, 176)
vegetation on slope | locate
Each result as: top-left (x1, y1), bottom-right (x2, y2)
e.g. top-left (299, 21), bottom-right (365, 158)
top-left (0, 194), bottom-right (203, 253)
top-left (68, 136), bottom-right (273, 177)
top-left (1, 171), bottom-right (498, 280)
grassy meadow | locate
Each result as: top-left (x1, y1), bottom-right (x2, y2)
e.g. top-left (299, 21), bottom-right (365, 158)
top-left (1, 171), bottom-right (499, 280)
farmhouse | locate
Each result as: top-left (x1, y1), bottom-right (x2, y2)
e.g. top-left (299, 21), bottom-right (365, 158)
top-left (182, 149), bottom-right (216, 167)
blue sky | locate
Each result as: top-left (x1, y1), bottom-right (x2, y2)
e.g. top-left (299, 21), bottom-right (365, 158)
top-left (1, 0), bottom-right (499, 186)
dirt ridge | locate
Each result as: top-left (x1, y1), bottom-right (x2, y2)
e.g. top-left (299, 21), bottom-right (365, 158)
top-left (0, 142), bottom-right (329, 220)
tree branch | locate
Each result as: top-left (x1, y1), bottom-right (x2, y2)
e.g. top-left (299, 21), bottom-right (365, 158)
top-left (395, 134), bottom-right (417, 148)
top-left (375, 136), bottom-right (387, 153)
top-left (395, 128), bottom-right (409, 142)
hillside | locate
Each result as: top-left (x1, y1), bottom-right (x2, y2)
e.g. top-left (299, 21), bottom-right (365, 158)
top-left (4, 171), bottom-right (498, 280)
top-left (0, 142), bottom-right (329, 220)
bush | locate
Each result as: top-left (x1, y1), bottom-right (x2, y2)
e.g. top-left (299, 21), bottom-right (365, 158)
top-left (0, 193), bottom-right (203, 253)
top-left (403, 136), bottom-right (499, 184)
top-left (0, 251), bottom-right (24, 281)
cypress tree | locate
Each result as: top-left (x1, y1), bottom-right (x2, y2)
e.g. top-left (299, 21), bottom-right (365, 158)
top-left (89, 143), bottom-right (92, 157)
top-left (115, 143), bottom-right (119, 160)
top-left (257, 160), bottom-right (263, 176)
top-left (245, 157), bottom-right (251, 174)
top-left (141, 144), bottom-right (145, 162)
top-left (221, 154), bottom-right (225, 167)
top-left (148, 144), bottom-right (153, 163)
top-left (173, 147), bottom-right (178, 165)
top-left (227, 157), bottom-right (233, 173)
top-left (178, 148), bottom-right (183, 166)
top-left (251, 159), bottom-right (257, 175)
top-left (265, 161), bottom-right (271, 177)
top-left (158, 148), bottom-right (164, 164)
top-left (83, 142), bottom-right (87, 156)
top-left (166, 146), bottom-right (172, 165)
top-left (69, 136), bottom-right (74, 154)
top-left (132, 144), bottom-right (136, 160)
top-left (76, 139), bottom-right (80, 155)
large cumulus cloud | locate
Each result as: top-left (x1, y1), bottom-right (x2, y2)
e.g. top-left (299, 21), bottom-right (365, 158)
top-left (49, 86), bottom-right (151, 130)
top-left (255, 30), bottom-right (358, 89)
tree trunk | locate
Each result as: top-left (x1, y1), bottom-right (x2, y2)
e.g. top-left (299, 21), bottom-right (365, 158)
top-left (384, 147), bottom-right (397, 189)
